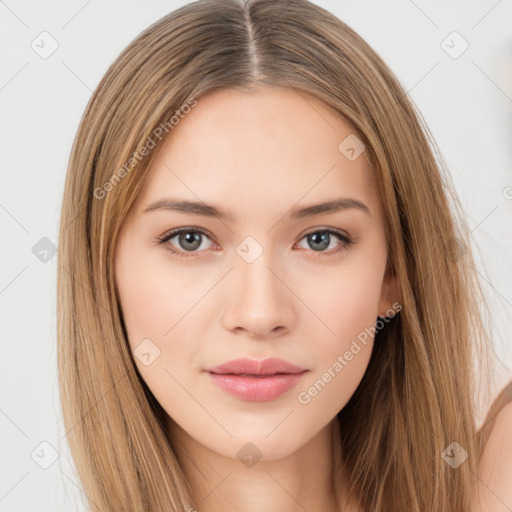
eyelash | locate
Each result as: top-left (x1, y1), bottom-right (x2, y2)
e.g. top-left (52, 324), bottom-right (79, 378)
top-left (156, 227), bottom-right (354, 259)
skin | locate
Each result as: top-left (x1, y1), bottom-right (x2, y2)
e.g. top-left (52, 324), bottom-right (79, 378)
top-left (476, 401), bottom-right (512, 511)
top-left (114, 86), bottom-right (400, 512)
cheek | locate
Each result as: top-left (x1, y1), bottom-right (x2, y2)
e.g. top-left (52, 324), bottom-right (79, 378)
top-left (293, 255), bottom-right (384, 412)
top-left (301, 254), bottom-right (384, 350)
top-left (115, 239), bottom-right (217, 396)
top-left (115, 239), bottom-right (208, 348)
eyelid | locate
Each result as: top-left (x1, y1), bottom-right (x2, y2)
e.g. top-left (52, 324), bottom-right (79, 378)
top-left (301, 226), bottom-right (351, 241)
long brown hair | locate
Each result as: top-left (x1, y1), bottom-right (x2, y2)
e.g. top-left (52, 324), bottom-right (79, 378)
top-left (57, 0), bottom-right (497, 510)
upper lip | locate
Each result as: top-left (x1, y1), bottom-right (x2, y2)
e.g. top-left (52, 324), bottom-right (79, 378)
top-left (206, 357), bottom-right (308, 376)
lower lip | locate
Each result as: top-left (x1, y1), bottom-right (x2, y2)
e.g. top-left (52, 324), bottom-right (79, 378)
top-left (207, 371), bottom-right (308, 401)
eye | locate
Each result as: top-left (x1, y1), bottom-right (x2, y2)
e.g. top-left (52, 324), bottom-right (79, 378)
top-left (156, 228), bottom-right (215, 258)
top-left (296, 229), bottom-right (354, 255)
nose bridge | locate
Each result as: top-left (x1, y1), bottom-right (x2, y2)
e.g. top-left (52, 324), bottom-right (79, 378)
top-left (222, 234), bottom-right (294, 336)
top-left (235, 234), bottom-right (283, 304)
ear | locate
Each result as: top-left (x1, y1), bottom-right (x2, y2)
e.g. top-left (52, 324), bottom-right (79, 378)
top-left (377, 268), bottom-right (401, 317)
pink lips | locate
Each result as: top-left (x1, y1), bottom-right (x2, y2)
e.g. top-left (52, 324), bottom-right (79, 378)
top-left (205, 357), bottom-right (309, 402)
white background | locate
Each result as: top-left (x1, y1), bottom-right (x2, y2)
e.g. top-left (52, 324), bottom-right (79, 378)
top-left (1, 0), bottom-right (511, 510)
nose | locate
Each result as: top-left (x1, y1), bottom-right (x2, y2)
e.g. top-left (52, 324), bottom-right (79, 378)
top-left (221, 248), bottom-right (297, 339)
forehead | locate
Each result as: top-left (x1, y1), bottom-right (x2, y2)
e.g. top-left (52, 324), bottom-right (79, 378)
top-left (134, 86), bottom-right (382, 222)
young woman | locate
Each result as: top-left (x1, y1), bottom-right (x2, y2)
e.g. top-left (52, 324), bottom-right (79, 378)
top-left (57, 0), bottom-right (504, 510)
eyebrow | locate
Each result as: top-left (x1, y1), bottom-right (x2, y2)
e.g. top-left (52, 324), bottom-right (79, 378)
top-left (143, 197), bottom-right (372, 220)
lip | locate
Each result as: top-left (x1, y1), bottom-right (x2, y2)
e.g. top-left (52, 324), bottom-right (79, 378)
top-left (206, 357), bottom-right (307, 376)
top-left (205, 357), bottom-right (309, 402)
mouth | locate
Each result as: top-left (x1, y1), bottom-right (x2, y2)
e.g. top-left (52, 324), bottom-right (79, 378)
top-left (204, 357), bottom-right (309, 401)
top-left (206, 370), bottom-right (309, 401)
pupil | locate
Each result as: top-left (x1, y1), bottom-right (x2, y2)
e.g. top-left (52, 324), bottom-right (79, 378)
top-left (310, 232), bottom-right (329, 251)
top-left (180, 232), bottom-right (201, 250)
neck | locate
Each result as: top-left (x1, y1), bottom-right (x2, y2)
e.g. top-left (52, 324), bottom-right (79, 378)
top-left (166, 416), bottom-right (347, 512)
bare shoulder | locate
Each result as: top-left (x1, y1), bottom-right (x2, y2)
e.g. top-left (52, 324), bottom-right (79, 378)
top-left (492, 401), bottom-right (512, 429)
top-left (476, 401), bottom-right (512, 511)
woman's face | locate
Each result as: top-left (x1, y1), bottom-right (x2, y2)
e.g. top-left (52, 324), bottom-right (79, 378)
top-left (115, 86), bottom-right (398, 462)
